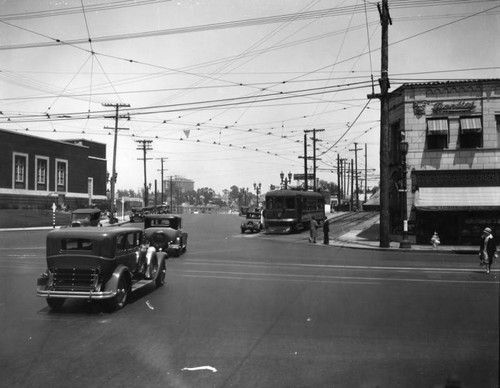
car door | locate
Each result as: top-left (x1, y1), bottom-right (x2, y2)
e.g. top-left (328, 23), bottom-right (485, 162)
top-left (115, 232), bottom-right (138, 272)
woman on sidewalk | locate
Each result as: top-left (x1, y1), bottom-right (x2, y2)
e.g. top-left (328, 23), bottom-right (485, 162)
top-left (479, 227), bottom-right (497, 274)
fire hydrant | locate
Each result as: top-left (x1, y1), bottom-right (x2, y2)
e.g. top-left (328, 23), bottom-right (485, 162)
top-left (430, 232), bottom-right (440, 249)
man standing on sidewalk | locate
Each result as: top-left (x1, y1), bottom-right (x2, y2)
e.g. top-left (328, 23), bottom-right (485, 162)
top-left (479, 227), bottom-right (497, 274)
top-left (309, 217), bottom-right (319, 243)
top-left (323, 217), bottom-right (329, 245)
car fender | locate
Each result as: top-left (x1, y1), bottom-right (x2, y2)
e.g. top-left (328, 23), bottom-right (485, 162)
top-left (103, 264), bottom-right (132, 294)
top-left (145, 246), bottom-right (157, 267)
top-left (156, 251), bottom-right (168, 266)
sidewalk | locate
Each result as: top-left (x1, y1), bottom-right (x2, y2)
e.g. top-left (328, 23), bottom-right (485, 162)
top-left (324, 212), bottom-right (478, 254)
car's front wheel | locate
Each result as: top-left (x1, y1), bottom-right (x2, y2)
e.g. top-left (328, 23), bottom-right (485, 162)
top-left (155, 260), bottom-right (166, 287)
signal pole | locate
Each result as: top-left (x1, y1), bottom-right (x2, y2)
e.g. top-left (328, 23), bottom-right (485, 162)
top-left (136, 140), bottom-right (153, 206)
top-left (103, 103), bottom-right (129, 220)
top-left (367, 0), bottom-right (392, 247)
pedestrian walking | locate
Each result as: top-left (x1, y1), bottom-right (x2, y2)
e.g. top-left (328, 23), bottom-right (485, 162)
top-left (479, 227), bottom-right (497, 274)
top-left (323, 217), bottom-right (329, 245)
top-left (309, 217), bottom-right (319, 243)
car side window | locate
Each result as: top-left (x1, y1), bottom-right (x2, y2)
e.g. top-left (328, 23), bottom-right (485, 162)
top-left (116, 234), bottom-right (125, 253)
top-left (126, 233), bottom-right (135, 250)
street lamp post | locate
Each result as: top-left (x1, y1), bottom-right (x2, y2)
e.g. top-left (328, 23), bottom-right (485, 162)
top-left (280, 171), bottom-right (284, 188)
top-left (399, 140), bottom-right (412, 249)
top-left (253, 182), bottom-right (261, 204)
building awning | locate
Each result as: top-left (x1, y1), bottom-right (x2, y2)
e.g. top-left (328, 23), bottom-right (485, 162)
top-left (427, 119), bottom-right (448, 135)
top-left (460, 117), bottom-right (482, 134)
top-left (414, 187), bottom-right (500, 211)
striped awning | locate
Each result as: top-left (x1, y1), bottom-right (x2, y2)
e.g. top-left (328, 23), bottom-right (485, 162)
top-left (460, 117), bottom-right (482, 134)
top-left (427, 119), bottom-right (448, 135)
top-left (414, 187), bottom-right (500, 211)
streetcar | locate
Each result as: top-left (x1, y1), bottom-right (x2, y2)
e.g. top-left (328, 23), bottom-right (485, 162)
top-left (263, 189), bottom-right (325, 233)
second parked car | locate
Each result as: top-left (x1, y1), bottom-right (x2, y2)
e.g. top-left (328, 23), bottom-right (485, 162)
top-left (144, 214), bottom-right (188, 257)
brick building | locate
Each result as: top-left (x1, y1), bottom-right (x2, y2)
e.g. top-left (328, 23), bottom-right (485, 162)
top-left (0, 129), bottom-right (107, 210)
top-left (387, 79), bottom-right (500, 245)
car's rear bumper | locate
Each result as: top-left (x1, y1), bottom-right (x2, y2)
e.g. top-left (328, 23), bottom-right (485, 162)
top-left (36, 288), bottom-right (116, 299)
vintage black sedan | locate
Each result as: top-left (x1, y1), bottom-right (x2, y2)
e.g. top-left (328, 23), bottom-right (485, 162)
top-left (241, 211), bottom-right (263, 233)
top-left (144, 214), bottom-right (188, 257)
top-left (70, 208), bottom-right (102, 227)
top-left (37, 227), bottom-right (167, 311)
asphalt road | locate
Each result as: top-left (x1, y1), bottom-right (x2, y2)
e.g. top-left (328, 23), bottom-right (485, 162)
top-left (0, 214), bottom-right (498, 388)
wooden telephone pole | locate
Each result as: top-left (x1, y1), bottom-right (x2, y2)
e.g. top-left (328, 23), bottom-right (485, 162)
top-left (103, 103), bottom-right (129, 220)
top-left (367, 0), bottom-right (392, 247)
top-left (136, 140), bottom-right (153, 206)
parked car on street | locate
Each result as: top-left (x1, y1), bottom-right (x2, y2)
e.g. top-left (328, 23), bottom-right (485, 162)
top-left (241, 211), bottom-right (263, 233)
top-left (70, 208), bottom-right (102, 227)
top-left (144, 214), bottom-right (188, 257)
top-left (37, 226), bottom-right (167, 311)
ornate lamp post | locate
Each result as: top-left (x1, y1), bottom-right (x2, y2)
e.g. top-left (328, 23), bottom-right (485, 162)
top-left (280, 171), bottom-right (284, 188)
top-left (253, 182), bottom-right (261, 203)
top-left (399, 140), bottom-right (412, 249)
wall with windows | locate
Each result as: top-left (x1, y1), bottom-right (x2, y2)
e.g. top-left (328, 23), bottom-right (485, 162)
top-left (0, 129), bottom-right (107, 209)
top-left (388, 80), bottom-right (500, 244)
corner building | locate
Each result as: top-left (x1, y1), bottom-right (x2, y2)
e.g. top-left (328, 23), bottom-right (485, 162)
top-left (0, 129), bottom-right (108, 210)
top-left (387, 79), bottom-right (500, 245)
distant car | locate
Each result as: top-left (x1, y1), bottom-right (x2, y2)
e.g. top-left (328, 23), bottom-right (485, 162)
top-left (36, 227), bottom-right (167, 311)
top-left (241, 211), bottom-right (263, 233)
top-left (129, 207), bottom-right (145, 223)
top-left (70, 208), bottom-right (102, 227)
top-left (144, 214), bottom-right (188, 257)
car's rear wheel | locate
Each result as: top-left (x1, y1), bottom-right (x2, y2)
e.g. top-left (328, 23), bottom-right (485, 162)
top-left (47, 298), bottom-right (65, 311)
top-left (106, 275), bottom-right (129, 312)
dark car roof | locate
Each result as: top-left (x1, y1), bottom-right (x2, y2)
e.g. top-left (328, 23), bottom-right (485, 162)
top-left (145, 214), bottom-right (181, 220)
top-left (72, 208), bottom-right (102, 214)
top-left (47, 226), bottom-right (142, 241)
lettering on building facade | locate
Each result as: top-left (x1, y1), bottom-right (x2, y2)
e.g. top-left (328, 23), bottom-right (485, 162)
top-left (431, 101), bottom-right (476, 113)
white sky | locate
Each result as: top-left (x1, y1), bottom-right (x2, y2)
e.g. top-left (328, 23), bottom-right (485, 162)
top-left (1, 0), bottom-right (499, 194)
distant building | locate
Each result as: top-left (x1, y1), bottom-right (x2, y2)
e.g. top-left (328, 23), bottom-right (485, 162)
top-left (388, 79), bottom-right (500, 245)
top-left (164, 175), bottom-right (195, 193)
top-left (0, 129), bottom-right (107, 210)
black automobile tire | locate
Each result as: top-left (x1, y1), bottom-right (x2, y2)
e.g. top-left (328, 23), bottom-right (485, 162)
top-left (47, 298), bottom-right (65, 311)
top-left (106, 275), bottom-right (130, 312)
top-left (155, 260), bottom-right (166, 288)
top-left (175, 248), bottom-right (181, 257)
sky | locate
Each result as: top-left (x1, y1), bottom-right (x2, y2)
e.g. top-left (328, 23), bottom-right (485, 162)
top-left (1, 0), bottom-right (499, 195)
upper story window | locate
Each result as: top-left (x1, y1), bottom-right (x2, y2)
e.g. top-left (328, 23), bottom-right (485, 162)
top-left (459, 117), bottom-right (482, 149)
top-left (13, 153), bottom-right (28, 189)
top-left (37, 158), bottom-right (47, 184)
top-left (426, 118), bottom-right (448, 150)
top-left (56, 159), bottom-right (67, 190)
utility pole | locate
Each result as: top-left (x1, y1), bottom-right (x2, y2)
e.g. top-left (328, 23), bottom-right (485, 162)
top-left (350, 160), bottom-right (354, 211)
top-left (364, 144), bottom-right (368, 203)
top-left (301, 133), bottom-right (308, 191)
top-left (136, 140), bottom-right (153, 206)
top-left (367, 0), bottom-right (392, 247)
top-left (337, 154), bottom-right (341, 210)
top-left (103, 103), bottom-right (129, 221)
top-left (349, 142), bottom-right (362, 210)
top-left (304, 128), bottom-right (324, 191)
top-left (158, 157), bottom-right (167, 205)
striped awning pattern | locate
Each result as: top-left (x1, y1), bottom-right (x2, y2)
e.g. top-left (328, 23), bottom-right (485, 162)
top-left (427, 119), bottom-right (448, 135)
top-left (414, 186), bottom-right (500, 211)
top-left (460, 117), bottom-right (482, 134)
